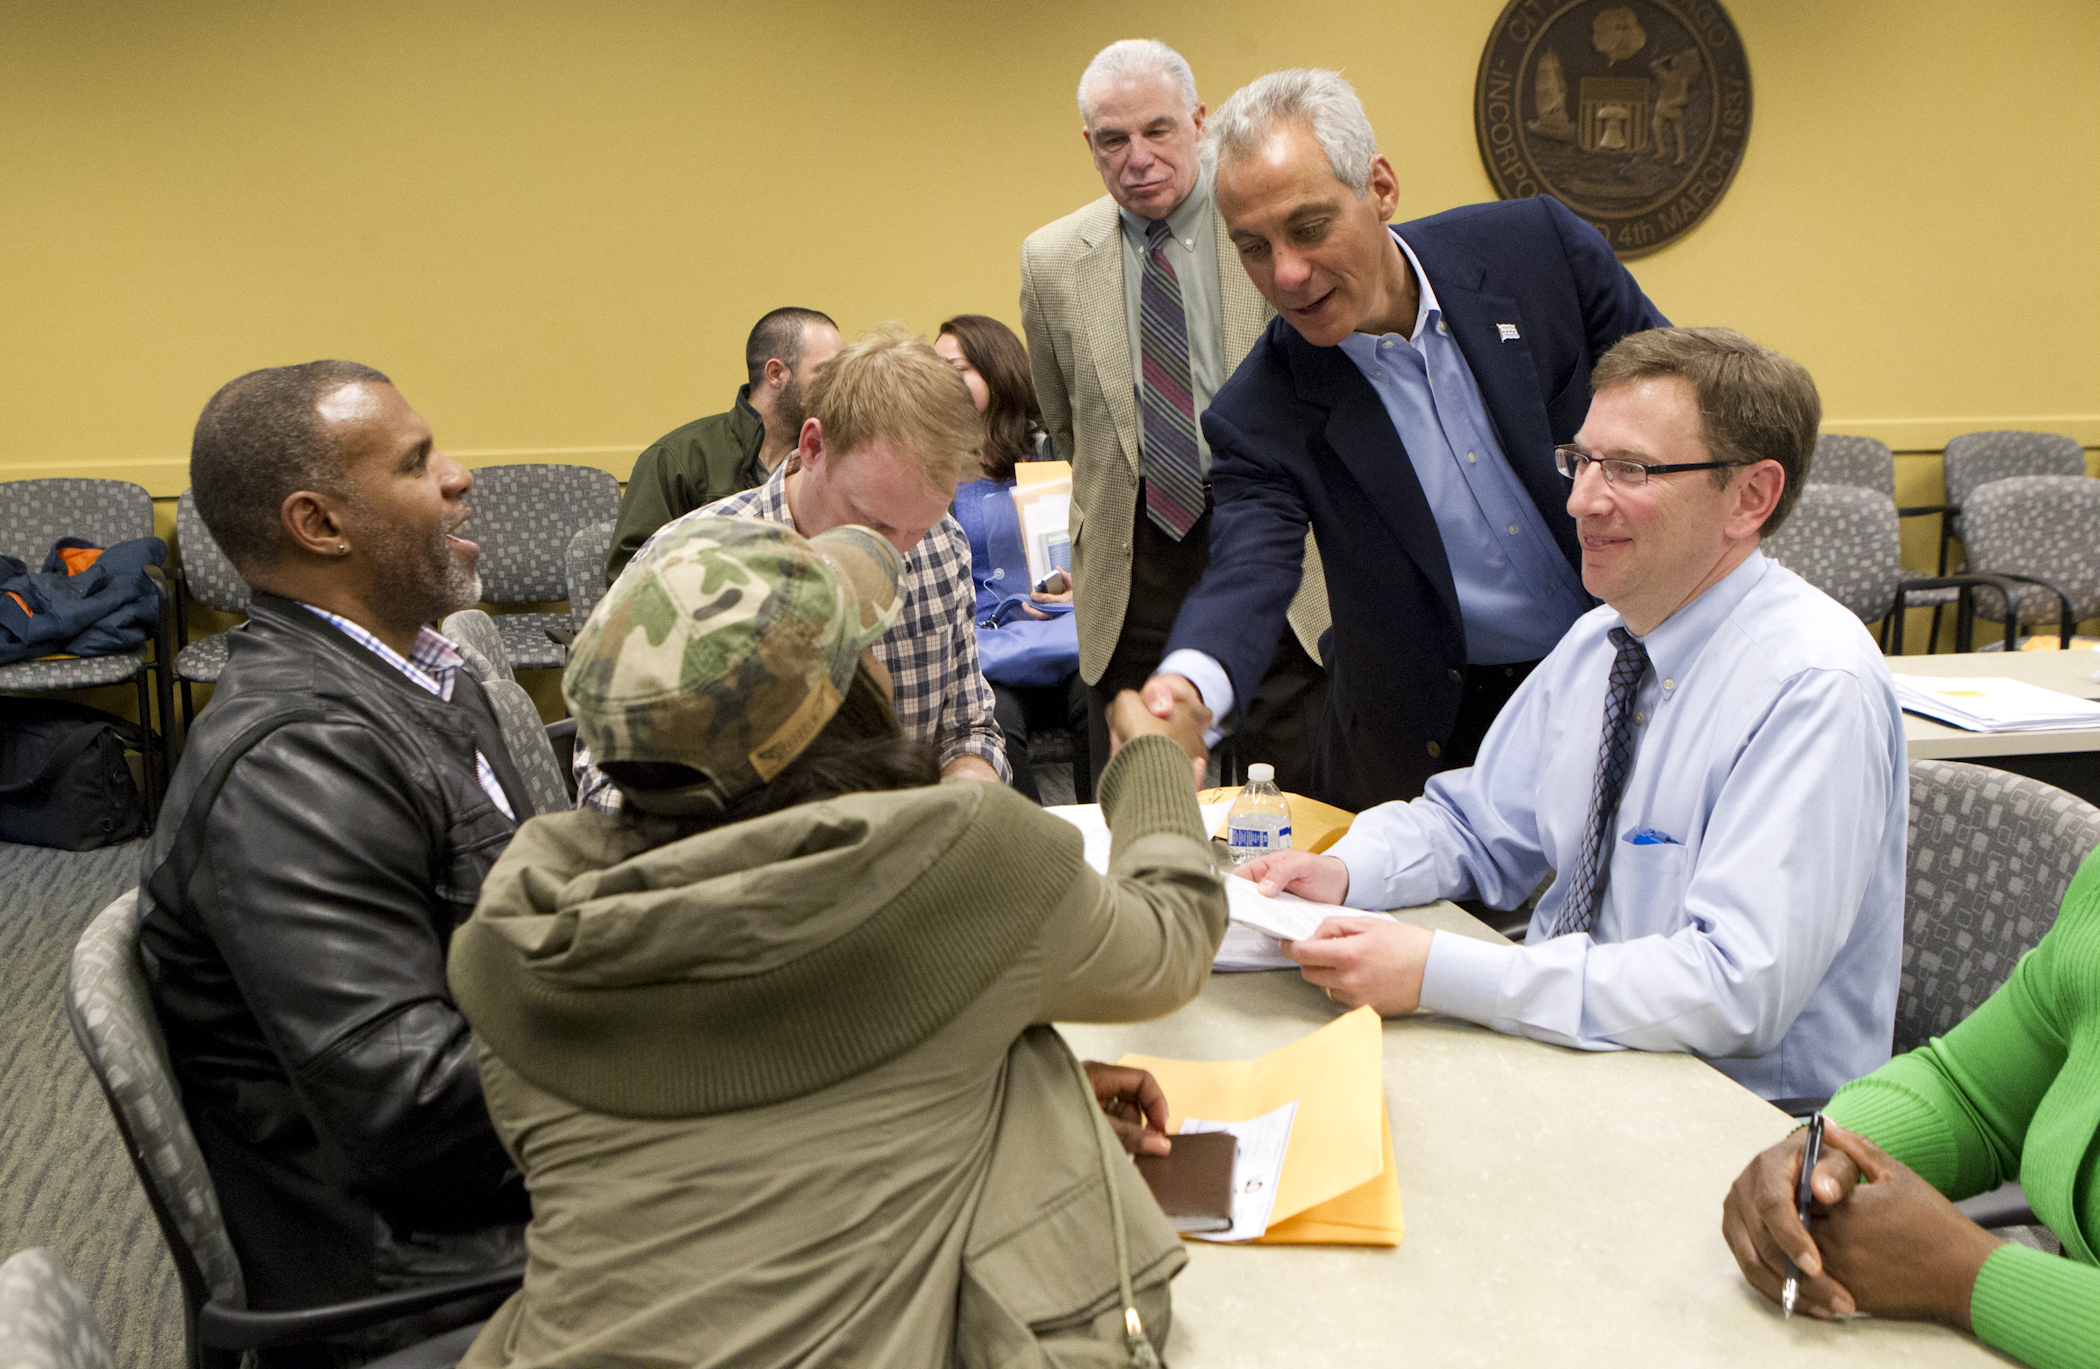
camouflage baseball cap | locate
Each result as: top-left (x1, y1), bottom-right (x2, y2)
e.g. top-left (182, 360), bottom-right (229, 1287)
top-left (563, 515), bottom-right (906, 817)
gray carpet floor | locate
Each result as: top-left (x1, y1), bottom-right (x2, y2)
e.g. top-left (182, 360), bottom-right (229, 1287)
top-left (1, 839), bottom-right (182, 1367)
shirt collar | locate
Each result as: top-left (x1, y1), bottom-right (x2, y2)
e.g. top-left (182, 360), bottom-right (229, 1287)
top-left (1616, 549), bottom-right (1771, 688)
top-left (297, 602), bottom-right (463, 699)
top-left (1118, 171), bottom-right (1213, 250)
top-left (1338, 228), bottom-right (1440, 364)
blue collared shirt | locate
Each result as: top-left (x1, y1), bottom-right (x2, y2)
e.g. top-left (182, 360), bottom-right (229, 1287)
top-left (297, 604), bottom-right (515, 819)
top-left (1328, 552), bottom-right (1906, 1101)
top-left (1335, 230), bottom-right (1590, 664)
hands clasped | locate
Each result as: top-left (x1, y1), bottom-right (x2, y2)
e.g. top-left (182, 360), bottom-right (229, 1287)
top-left (1105, 676), bottom-right (1212, 788)
top-left (1721, 1119), bottom-right (2003, 1329)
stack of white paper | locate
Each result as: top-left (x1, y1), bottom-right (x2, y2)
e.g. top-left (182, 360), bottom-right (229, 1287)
top-left (1044, 803), bottom-right (1392, 972)
top-left (1891, 674), bottom-right (2100, 733)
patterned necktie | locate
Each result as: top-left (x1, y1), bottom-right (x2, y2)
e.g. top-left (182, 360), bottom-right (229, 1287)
top-left (1138, 217), bottom-right (1204, 539)
top-left (1551, 627), bottom-right (1651, 938)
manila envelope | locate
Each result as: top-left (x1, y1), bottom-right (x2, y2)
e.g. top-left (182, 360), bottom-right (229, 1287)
top-left (1256, 1103), bottom-right (1403, 1246)
top-left (1119, 1005), bottom-right (1393, 1239)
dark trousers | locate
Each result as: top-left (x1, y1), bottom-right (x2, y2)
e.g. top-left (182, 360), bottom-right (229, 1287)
top-left (995, 675), bottom-right (1092, 804)
top-left (1087, 482), bottom-right (1329, 796)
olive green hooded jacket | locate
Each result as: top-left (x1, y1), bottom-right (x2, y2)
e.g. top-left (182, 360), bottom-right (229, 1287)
top-left (449, 735), bottom-right (1225, 1367)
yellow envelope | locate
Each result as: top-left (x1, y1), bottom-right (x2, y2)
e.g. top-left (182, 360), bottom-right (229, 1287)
top-left (1199, 787), bottom-right (1357, 853)
top-left (1256, 1102), bottom-right (1403, 1246)
top-left (1119, 1005), bottom-right (1386, 1227)
top-left (1014, 459), bottom-right (1072, 485)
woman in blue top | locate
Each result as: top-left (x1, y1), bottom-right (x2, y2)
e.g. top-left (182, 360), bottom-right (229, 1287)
top-left (935, 315), bottom-right (1089, 802)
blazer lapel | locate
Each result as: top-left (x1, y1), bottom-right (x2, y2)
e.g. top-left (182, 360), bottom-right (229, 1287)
top-left (1290, 333), bottom-right (1463, 629)
top-left (1416, 241), bottom-right (1582, 568)
top-left (1075, 205), bottom-right (1141, 477)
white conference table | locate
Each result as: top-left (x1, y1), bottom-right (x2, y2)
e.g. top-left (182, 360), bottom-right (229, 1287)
top-left (1897, 647), bottom-right (2100, 759)
top-left (1059, 903), bottom-right (2003, 1368)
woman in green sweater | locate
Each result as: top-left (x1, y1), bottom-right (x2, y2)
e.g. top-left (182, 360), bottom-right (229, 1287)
top-left (1722, 849), bottom-right (2100, 1367)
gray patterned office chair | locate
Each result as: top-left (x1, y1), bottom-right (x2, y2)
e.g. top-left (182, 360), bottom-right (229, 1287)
top-left (565, 519), bottom-right (617, 629)
top-left (0, 477), bottom-right (174, 807)
top-left (440, 609), bottom-right (570, 816)
top-left (1924, 430), bottom-right (2089, 647)
top-left (1808, 434), bottom-right (1897, 498)
top-left (170, 489), bottom-right (253, 724)
top-left (1761, 485), bottom-right (1901, 626)
top-left (1903, 760), bottom-right (2100, 1052)
top-left (1942, 430), bottom-right (2087, 547)
top-left (65, 893), bottom-right (517, 1369)
top-left (1904, 760), bottom-right (2100, 1239)
top-left (0, 1249), bottom-right (115, 1369)
top-left (464, 465), bottom-right (620, 670)
top-left (1959, 475), bottom-right (2098, 648)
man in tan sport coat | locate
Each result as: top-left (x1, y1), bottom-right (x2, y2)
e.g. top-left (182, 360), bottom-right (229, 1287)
top-left (1021, 38), bottom-right (1329, 790)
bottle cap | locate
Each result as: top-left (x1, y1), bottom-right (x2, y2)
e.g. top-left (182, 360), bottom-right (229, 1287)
top-left (1246, 763), bottom-right (1275, 782)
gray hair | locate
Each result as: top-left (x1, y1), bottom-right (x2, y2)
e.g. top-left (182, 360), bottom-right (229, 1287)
top-left (1203, 68), bottom-right (1380, 196)
top-left (1076, 39), bottom-right (1199, 123)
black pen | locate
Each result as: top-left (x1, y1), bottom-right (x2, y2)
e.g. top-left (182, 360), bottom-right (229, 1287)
top-left (1781, 1110), bottom-right (1825, 1318)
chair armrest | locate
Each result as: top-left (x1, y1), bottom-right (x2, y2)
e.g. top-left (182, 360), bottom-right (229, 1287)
top-left (196, 1265), bottom-right (523, 1351)
top-left (1955, 1181), bottom-right (2038, 1230)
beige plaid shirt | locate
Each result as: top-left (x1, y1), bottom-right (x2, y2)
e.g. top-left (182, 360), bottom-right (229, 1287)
top-left (573, 461), bottom-right (1009, 813)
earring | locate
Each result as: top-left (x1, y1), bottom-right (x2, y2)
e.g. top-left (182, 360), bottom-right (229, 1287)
top-left (338, 544), bottom-right (349, 554)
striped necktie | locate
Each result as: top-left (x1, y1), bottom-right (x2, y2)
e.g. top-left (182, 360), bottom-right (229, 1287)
top-left (1550, 627), bottom-right (1651, 938)
top-left (1139, 217), bottom-right (1203, 539)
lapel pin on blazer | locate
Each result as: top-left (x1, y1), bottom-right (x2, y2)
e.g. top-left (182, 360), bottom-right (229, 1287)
top-left (1497, 323), bottom-right (1521, 341)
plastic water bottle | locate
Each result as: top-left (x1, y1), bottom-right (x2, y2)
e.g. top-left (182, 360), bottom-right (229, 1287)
top-left (1227, 764), bottom-right (1292, 866)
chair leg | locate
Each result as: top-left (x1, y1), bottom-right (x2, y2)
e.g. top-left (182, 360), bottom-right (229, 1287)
top-left (181, 679), bottom-right (196, 729)
top-left (134, 669), bottom-right (162, 820)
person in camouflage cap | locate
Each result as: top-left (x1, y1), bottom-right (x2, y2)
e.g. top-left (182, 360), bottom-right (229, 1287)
top-left (563, 514), bottom-right (906, 818)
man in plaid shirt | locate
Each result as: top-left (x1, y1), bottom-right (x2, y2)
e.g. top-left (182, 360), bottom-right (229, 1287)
top-left (575, 326), bottom-right (1008, 811)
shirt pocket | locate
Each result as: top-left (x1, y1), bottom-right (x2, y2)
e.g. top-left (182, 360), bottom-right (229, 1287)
top-left (1602, 837), bottom-right (1689, 931)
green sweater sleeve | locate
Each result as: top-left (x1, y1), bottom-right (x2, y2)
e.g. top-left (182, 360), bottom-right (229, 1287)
top-left (1968, 1242), bottom-right (2100, 1369)
top-left (1827, 853), bottom-right (2100, 1369)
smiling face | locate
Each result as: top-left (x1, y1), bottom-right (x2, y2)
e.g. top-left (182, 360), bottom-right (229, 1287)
top-left (1082, 67), bottom-right (1206, 220)
top-left (1565, 376), bottom-right (1779, 634)
top-left (322, 381), bottom-right (481, 627)
top-left (791, 428), bottom-right (957, 559)
top-left (1216, 119), bottom-right (1413, 346)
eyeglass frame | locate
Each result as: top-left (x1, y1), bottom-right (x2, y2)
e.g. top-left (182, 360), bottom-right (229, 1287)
top-left (1553, 444), bottom-right (1757, 487)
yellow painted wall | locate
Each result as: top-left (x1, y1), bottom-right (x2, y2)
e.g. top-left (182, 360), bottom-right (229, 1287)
top-left (7, 0), bottom-right (2097, 707)
top-left (5, 0), bottom-right (2095, 499)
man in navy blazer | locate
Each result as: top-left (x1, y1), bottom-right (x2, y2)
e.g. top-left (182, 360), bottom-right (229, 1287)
top-left (1144, 70), bottom-right (1668, 812)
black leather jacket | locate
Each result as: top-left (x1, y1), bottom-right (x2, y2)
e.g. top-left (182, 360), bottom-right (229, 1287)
top-left (140, 593), bottom-right (532, 1309)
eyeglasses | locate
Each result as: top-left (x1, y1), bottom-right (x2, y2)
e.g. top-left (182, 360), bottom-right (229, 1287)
top-left (1554, 445), bottom-right (1751, 487)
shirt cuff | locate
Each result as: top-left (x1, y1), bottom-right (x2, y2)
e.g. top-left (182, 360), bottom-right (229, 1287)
top-left (1418, 929), bottom-right (1513, 1026)
top-left (1155, 648), bottom-right (1233, 750)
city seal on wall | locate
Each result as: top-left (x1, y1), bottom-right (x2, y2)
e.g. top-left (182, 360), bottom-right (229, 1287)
top-left (1475, 0), bottom-right (1752, 259)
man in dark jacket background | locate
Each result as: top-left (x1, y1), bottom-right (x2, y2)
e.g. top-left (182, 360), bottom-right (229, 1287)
top-left (139, 360), bottom-right (532, 1339)
top-left (602, 305), bottom-right (841, 583)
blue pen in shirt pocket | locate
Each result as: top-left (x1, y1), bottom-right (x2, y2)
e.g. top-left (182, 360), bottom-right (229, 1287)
top-left (1624, 828), bottom-right (1681, 846)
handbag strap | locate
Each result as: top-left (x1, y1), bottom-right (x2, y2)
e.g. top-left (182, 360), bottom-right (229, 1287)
top-left (0, 721), bottom-right (120, 801)
top-left (1065, 1051), bottom-right (1165, 1369)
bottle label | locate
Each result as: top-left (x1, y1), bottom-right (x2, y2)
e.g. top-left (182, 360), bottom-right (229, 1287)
top-left (1227, 823), bottom-right (1291, 851)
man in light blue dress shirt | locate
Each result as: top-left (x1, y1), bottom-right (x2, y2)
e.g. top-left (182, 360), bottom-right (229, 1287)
top-left (1242, 328), bottom-right (1905, 1102)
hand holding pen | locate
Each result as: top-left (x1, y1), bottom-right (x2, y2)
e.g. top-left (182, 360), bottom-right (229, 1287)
top-left (1781, 1112), bottom-right (1825, 1317)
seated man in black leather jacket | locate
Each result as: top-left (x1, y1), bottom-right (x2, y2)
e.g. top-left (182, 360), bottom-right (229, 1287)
top-left (139, 361), bottom-right (533, 1343)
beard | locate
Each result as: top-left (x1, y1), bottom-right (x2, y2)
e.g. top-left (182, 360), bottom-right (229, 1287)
top-left (774, 372), bottom-right (809, 436)
top-left (365, 510), bottom-right (482, 634)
